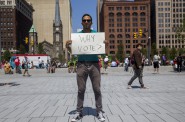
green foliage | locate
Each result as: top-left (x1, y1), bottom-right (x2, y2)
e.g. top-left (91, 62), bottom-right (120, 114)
top-left (141, 48), bottom-right (147, 57)
top-left (3, 50), bottom-right (11, 61)
top-left (177, 48), bottom-right (185, 55)
top-left (161, 47), bottom-right (169, 59)
top-left (37, 43), bottom-right (46, 54)
top-left (116, 43), bottom-right (124, 62)
top-left (169, 47), bottom-right (177, 60)
top-left (175, 18), bottom-right (185, 43)
top-left (19, 44), bottom-right (26, 54)
top-left (151, 43), bottom-right (158, 57)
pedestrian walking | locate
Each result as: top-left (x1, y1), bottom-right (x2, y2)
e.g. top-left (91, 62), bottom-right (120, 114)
top-left (177, 54), bottom-right (183, 72)
top-left (66, 14), bottom-right (106, 122)
top-left (124, 57), bottom-right (129, 72)
top-left (23, 56), bottom-right (31, 76)
top-left (14, 57), bottom-right (21, 74)
top-left (104, 56), bottom-right (109, 71)
top-left (127, 43), bottom-right (148, 89)
top-left (153, 54), bottom-right (160, 73)
top-left (162, 54), bottom-right (166, 66)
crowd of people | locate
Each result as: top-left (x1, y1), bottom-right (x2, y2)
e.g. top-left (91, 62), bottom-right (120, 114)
top-left (0, 56), bottom-right (60, 76)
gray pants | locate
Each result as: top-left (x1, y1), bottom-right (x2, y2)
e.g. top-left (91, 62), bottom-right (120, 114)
top-left (128, 68), bottom-right (144, 87)
top-left (76, 62), bottom-right (103, 113)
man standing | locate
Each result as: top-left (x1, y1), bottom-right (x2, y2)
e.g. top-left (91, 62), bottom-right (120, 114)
top-left (153, 54), bottom-right (160, 73)
top-left (14, 57), bottom-right (20, 73)
top-left (23, 56), bottom-right (31, 76)
top-left (38, 57), bottom-right (42, 68)
top-left (177, 53), bottom-right (183, 72)
top-left (66, 14), bottom-right (106, 122)
top-left (127, 43), bottom-right (148, 89)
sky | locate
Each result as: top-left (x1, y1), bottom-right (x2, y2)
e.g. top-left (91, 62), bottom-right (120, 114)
top-left (71, 0), bottom-right (97, 32)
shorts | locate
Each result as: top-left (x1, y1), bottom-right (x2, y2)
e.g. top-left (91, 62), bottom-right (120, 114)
top-left (153, 62), bottom-right (159, 68)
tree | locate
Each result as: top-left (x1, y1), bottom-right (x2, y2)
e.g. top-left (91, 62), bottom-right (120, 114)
top-left (116, 43), bottom-right (124, 62)
top-left (151, 43), bottom-right (158, 57)
top-left (141, 48), bottom-right (147, 57)
top-left (37, 43), bottom-right (45, 54)
top-left (3, 50), bottom-right (11, 61)
top-left (169, 47), bottom-right (177, 60)
top-left (176, 18), bottom-right (185, 43)
top-left (177, 48), bottom-right (185, 55)
top-left (19, 44), bottom-right (26, 54)
top-left (161, 47), bottom-right (169, 59)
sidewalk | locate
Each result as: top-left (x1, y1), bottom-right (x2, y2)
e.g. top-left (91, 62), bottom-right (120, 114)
top-left (0, 66), bottom-right (185, 122)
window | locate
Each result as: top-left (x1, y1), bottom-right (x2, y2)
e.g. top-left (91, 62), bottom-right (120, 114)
top-left (125, 7), bottom-right (130, 10)
top-left (132, 7), bottom-right (137, 10)
top-left (140, 6), bottom-right (145, 10)
top-left (109, 13), bottom-right (114, 17)
top-left (116, 7), bottom-right (122, 11)
top-left (56, 34), bottom-right (59, 42)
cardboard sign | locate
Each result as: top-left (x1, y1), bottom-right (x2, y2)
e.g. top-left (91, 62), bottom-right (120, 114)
top-left (71, 32), bottom-right (105, 55)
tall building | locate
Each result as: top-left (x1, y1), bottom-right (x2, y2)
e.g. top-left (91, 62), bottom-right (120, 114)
top-left (26, 0), bottom-right (72, 51)
top-left (99, 0), bottom-right (151, 57)
top-left (155, 0), bottom-right (185, 53)
top-left (0, 0), bottom-right (34, 52)
top-left (53, 0), bottom-right (63, 58)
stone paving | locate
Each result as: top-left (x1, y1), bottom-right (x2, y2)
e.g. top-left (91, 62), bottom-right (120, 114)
top-left (0, 66), bottom-right (185, 122)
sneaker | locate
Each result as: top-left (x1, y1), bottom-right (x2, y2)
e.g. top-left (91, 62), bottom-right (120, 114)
top-left (127, 85), bottom-right (132, 89)
top-left (71, 112), bottom-right (83, 122)
top-left (97, 111), bottom-right (105, 122)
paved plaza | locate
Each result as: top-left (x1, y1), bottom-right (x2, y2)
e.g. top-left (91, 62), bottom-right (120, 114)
top-left (0, 66), bottom-right (185, 122)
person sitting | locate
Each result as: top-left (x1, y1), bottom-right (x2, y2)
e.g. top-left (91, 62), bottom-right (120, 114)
top-left (4, 61), bottom-right (13, 74)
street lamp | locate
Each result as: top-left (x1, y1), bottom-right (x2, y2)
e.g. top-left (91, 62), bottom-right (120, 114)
top-left (0, 30), bottom-right (1, 68)
top-left (32, 28), bottom-right (34, 54)
top-left (147, 36), bottom-right (151, 65)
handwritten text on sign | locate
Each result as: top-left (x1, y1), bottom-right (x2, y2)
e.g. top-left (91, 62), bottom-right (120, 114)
top-left (71, 33), bottom-right (105, 55)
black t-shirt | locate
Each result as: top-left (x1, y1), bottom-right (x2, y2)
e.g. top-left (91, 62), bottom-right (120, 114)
top-left (177, 56), bottom-right (182, 63)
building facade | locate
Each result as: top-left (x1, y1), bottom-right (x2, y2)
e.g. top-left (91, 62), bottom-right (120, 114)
top-left (99, 0), bottom-right (151, 57)
top-left (26, 0), bottom-right (72, 57)
top-left (0, 0), bottom-right (34, 53)
top-left (155, 0), bottom-right (185, 53)
top-left (53, 0), bottom-right (63, 58)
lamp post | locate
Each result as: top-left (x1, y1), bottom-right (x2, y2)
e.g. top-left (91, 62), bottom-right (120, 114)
top-left (0, 30), bottom-right (1, 68)
top-left (147, 36), bottom-right (151, 65)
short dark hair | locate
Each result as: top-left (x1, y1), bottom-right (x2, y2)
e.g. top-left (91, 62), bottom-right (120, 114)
top-left (136, 43), bottom-right (143, 48)
top-left (82, 14), bottom-right (92, 21)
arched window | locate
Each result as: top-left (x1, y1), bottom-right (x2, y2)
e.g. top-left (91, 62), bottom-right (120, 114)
top-left (109, 13), bottom-right (114, 17)
top-left (117, 12), bottom-right (122, 17)
top-left (110, 51), bottom-right (115, 54)
top-left (140, 12), bottom-right (145, 16)
top-left (126, 51), bottom-right (131, 55)
top-left (125, 34), bottom-right (130, 38)
top-left (124, 12), bottom-right (130, 16)
top-left (109, 34), bottom-right (115, 38)
top-left (132, 12), bottom-right (138, 16)
top-left (117, 34), bottom-right (122, 38)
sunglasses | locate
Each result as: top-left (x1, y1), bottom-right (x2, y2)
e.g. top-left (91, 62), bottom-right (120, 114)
top-left (82, 19), bottom-right (92, 23)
